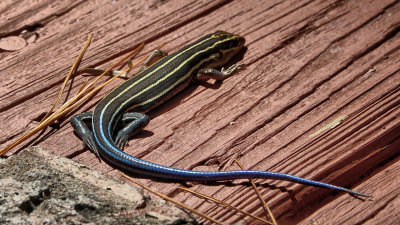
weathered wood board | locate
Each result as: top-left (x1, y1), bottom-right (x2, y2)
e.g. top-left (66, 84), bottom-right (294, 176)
top-left (1, 0), bottom-right (399, 224)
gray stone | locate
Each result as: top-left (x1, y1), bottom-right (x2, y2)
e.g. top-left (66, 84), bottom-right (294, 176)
top-left (0, 146), bottom-right (196, 225)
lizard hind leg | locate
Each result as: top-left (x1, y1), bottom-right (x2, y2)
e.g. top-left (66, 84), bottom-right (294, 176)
top-left (114, 112), bottom-right (150, 149)
top-left (70, 112), bottom-right (101, 159)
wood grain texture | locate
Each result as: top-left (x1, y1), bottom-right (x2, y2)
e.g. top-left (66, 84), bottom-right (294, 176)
top-left (1, 0), bottom-right (399, 224)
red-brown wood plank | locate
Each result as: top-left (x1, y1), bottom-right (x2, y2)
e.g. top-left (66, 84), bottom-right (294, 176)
top-left (1, 0), bottom-right (399, 224)
top-left (301, 138), bottom-right (400, 225)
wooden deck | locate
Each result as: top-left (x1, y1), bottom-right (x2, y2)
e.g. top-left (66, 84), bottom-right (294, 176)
top-left (1, 0), bottom-right (400, 224)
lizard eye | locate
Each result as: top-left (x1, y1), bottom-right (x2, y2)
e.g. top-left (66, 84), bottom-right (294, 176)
top-left (218, 50), bottom-right (226, 60)
top-left (229, 39), bottom-right (239, 48)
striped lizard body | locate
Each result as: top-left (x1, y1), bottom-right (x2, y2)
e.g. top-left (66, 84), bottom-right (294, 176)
top-left (71, 31), bottom-right (369, 197)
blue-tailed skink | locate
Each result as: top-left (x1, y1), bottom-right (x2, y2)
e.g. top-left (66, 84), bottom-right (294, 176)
top-left (71, 31), bottom-right (369, 197)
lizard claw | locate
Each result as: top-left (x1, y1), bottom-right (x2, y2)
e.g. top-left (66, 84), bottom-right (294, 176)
top-left (115, 132), bottom-right (129, 150)
top-left (82, 135), bottom-right (101, 161)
